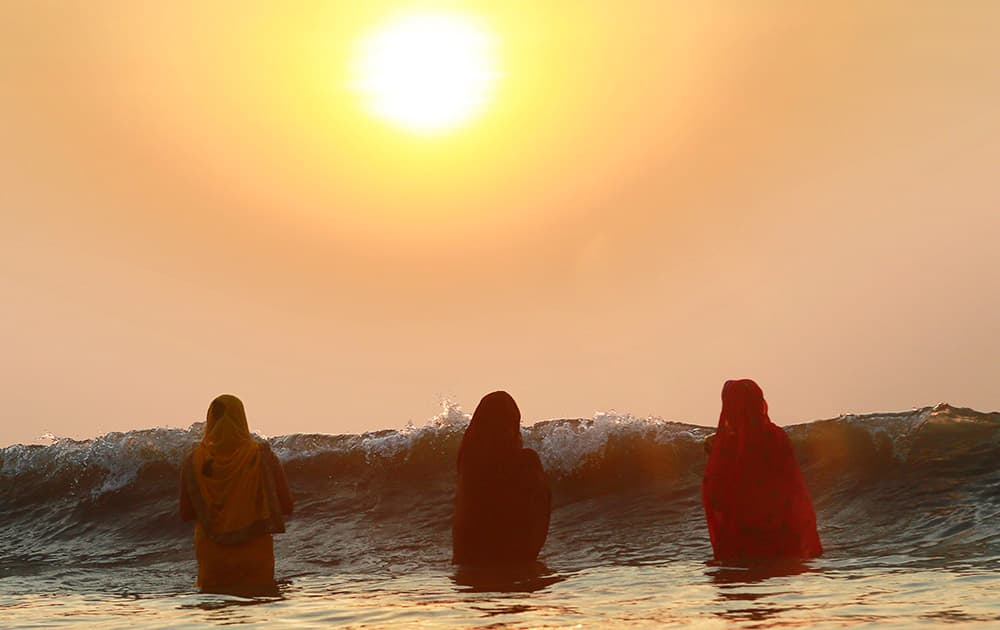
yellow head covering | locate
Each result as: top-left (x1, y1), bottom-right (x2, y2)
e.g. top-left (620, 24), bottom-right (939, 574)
top-left (186, 395), bottom-right (285, 544)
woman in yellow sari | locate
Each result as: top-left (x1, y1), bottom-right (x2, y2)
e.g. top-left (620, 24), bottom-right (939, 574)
top-left (179, 394), bottom-right (293, 592)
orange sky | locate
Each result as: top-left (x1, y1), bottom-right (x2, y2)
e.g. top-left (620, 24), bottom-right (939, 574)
top-left (2, 2), bottom-right (998, 445)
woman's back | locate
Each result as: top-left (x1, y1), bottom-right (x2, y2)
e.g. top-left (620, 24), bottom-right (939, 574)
top-left (452, 391), bottom-right (551, 566)
top-left (454, 447), bottom-right (549, 564)
top-left (702, 380), bottom-right (822, 561)
top-left (179, 395), bottom-right (293, 591)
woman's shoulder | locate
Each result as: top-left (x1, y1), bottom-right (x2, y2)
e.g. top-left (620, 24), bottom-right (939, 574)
top-left (767, 423), bottom-right (793, 448)
top-left (255, 439), bottom-right (282, 465)
top-left (516, 448), bottom-right (545, 472)
top-left (179, 447), bottom-right (197, 485)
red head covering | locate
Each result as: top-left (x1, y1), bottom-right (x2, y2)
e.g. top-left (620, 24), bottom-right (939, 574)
top-left (702, 379), bottom-right (822, 560)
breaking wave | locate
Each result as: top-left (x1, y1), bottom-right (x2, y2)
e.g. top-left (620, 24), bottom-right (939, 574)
top-left (1, 402), bottom-right (997, 575)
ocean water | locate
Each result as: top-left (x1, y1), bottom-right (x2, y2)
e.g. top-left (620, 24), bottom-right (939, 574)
top-left (1, 403), bottom-right (998, 628)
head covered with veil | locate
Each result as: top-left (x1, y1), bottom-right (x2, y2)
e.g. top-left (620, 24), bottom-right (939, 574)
top-left (703, 379), bottom-right (822, 560)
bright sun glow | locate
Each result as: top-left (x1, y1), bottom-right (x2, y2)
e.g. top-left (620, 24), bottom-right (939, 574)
top-left (352, 12), bottom-right (499, 135)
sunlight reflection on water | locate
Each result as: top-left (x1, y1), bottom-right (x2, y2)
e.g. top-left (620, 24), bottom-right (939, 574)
top-left (0, 559), bottom-right (1000, 628)
top-left (2, 559), bottom-right (998, 628)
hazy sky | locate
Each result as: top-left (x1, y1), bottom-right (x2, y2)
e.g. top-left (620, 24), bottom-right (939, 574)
top-left (2, 1), bottom-right (998, 446)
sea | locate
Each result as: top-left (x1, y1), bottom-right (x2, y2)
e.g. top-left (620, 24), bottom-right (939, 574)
top-left (1, 402), bottom-right (998, 628)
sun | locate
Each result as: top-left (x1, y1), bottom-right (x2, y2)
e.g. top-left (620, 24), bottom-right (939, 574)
top-left (352, 12), bottom-right (499, 135)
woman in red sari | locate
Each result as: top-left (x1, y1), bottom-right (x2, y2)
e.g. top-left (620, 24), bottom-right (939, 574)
top-left (453, 391), bottom-right (551, 565)
top-left (702, 379), bottom-right (822, 560)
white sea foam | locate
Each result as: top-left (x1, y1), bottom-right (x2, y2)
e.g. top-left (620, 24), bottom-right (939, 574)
top-left (0, 425), bottom-right (202, 497)
top-left (1, 401), bottom-right (990, 498)
top-left (266, 401), bottom-right (702, 475)
top-left (527, 412), bottom-right (706, 475)
top-left (831, 405), bottom-right (940, 462)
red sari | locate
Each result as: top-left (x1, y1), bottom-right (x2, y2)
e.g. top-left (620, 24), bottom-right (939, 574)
top-left (702, 379), bottom-right (822, 560)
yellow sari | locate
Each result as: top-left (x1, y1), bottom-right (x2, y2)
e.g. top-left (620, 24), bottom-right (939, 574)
top-left (182, 395), bottom-right (286, 590)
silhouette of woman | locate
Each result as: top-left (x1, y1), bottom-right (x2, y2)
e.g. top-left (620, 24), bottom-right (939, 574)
top-left (453, 391), bottom-right (551, 565)
top-left (179, 394), bottom-right (293, 591)
top-left (702, 379), bottom-right (822, 560)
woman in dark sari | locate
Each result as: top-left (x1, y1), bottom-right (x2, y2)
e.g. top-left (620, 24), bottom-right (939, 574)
top-left (453, 391), bottom-right (550, 565)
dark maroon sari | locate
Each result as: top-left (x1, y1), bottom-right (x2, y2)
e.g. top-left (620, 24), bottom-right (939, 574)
top-left (453, 391), bottom-right (550, 565)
